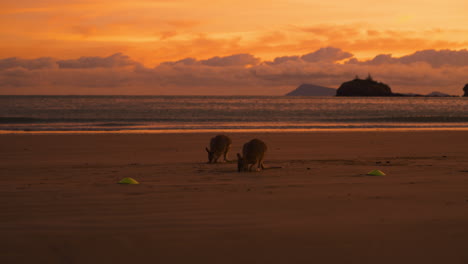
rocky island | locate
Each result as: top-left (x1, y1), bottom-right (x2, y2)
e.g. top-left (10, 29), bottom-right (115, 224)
top-left (336, 75), bottom-right (393, 96)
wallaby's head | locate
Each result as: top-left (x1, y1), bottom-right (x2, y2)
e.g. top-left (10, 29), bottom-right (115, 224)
top-left (237, 153), bottom-right (248, 172)
top-left (206, 147), bottom-right (215, 163)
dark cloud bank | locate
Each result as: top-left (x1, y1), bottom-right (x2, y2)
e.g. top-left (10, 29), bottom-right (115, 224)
top-left (0, 48), bottom-right (467, 95)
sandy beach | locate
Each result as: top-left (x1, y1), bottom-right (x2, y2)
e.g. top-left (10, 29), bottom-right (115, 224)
top-left (1, 131), bottom-right (468, 263)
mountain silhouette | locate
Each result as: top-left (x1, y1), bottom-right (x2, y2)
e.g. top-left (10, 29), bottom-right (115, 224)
top-left (285, 84), bottom-right (336, 96)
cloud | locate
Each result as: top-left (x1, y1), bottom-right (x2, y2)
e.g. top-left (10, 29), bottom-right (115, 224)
top-left (301, 47), bottom-right (353, 63)
top-left (147, 34), bottom-right (245, 65)
top-left (161, 57), bottom-right (198, 66)
top-left (348, 49), bottom-right (468, 68)
top-left (1, 48), bottom-right (467, 95)
top-left (267, 55), bottom-right (301, 65)
top-left (328, 35), bottom-right (468, 56)
top-left (0, 53), bottom-right (140, 71)
top-left (57, 53), bottom-right (140, 69)
top-left (399, 49), bottom-right (468, 67)
top-left (200, 54), bottom-right (260, 67)
top-left (161, 53), bottom-right (260, 67)
top-left (289, 24), bottom-right (468, 57)
top-left (264, 47), bottom-right (352, 65)
top-left (0, 67), bottom-right (37, 87)
top-left (0, 57), bottom-right (57, 70)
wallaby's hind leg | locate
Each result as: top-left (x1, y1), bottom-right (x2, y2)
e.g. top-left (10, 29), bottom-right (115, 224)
top-left (250, 160), bottom-right (262, 171)
top-left (259, 154), bottom-right (265, 170)
top-left (256, 159), bottom-right (265, 171)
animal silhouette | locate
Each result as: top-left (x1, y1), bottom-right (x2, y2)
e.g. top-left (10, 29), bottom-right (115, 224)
top-left (206, 134), bottom-right (232, 163)
top-left (237, 138), bottom-right (267, 172)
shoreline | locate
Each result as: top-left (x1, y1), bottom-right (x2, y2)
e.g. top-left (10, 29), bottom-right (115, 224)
top-left (2, 126), bottom-right (468, 134)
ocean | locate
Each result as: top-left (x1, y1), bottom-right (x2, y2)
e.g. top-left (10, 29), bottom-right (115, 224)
top-left (0, 95), bottom-right (467, 133)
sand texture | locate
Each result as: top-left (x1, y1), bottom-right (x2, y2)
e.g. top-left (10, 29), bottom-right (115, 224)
top-left (1, 131), bottom-right (468, 263)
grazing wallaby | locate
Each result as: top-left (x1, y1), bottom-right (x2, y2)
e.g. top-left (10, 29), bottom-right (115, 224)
top-left (206, 134), bottom-right (232, 163)
top-left (237, 138), bottom-right (267, 172)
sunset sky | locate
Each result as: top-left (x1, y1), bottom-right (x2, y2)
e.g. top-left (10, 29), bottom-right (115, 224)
top-left (1, 0), bottom-right (467, 95)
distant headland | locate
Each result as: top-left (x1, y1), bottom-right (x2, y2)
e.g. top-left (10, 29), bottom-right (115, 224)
top-left (285, 84), bottom-right (336, 96)
top-left (285, 75), bottom-right (464, 97)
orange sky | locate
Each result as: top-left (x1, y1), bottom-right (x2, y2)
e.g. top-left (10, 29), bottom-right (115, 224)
top-left (1, 0), bottom-right (467, 95)
top-left (1, 0), bottom-right (467, 65)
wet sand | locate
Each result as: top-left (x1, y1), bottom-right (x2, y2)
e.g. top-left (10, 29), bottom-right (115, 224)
top-left (1, 131), bottom-right (468, 263)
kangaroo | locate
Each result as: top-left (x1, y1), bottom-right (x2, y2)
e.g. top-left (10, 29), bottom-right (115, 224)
top-left (206, 134), bottom-right (232, 163)
top-left (237, 138), bottom-right (267, 172)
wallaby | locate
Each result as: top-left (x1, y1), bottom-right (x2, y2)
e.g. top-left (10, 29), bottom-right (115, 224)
top-left (206, 134), bottom-right (232, 163)
top-left (237, 138), bottom-right (267, 172)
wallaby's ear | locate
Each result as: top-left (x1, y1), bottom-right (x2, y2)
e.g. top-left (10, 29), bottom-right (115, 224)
top-left (205, 147), bottom-right (210, 153)
top-left (237, 153), bottom-right (241, 159)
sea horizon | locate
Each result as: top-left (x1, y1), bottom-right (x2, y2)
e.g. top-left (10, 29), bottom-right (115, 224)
top-left (1, 95), bottom-right (467, 133)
